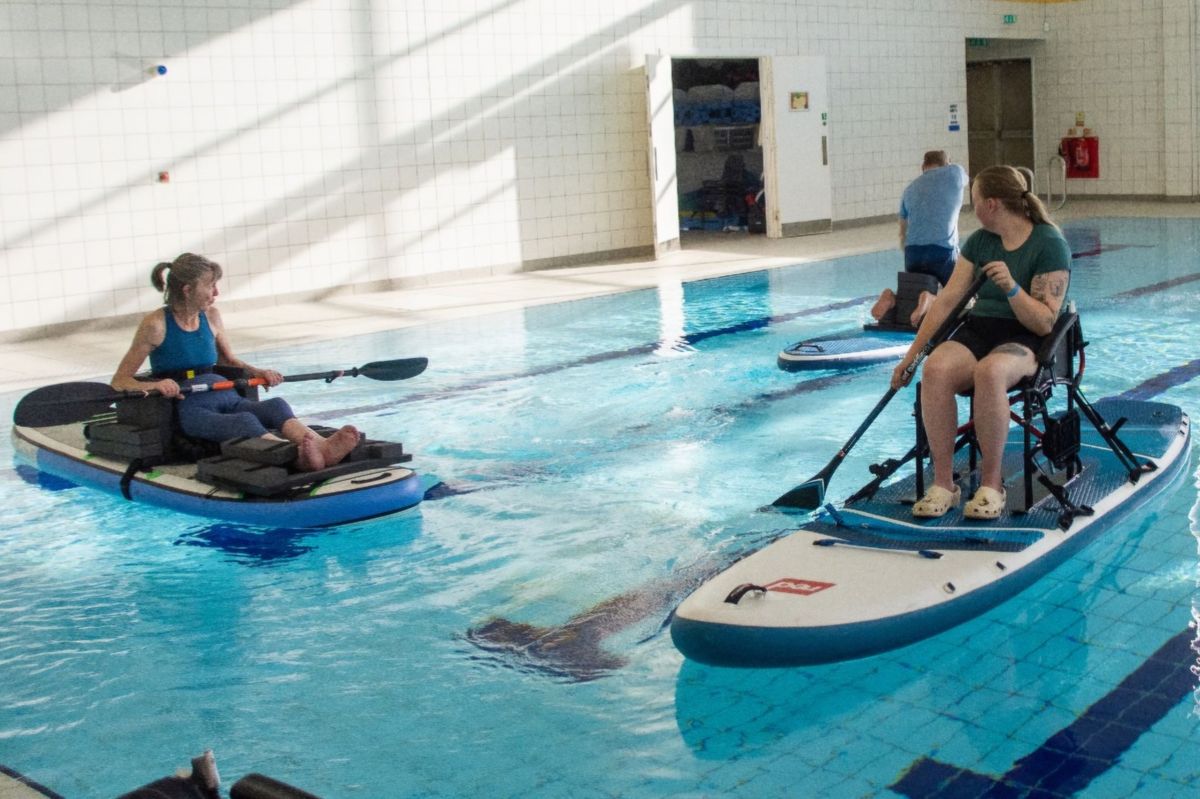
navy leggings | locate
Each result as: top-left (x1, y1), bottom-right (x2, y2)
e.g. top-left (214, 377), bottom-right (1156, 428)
top-left (177, 375), bottom-right (295, 442)
top-left (904, 244), bottom-right (956, 287)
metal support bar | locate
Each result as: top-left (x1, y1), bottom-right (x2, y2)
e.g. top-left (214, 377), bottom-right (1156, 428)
top-left (1045, 154), bottom-right (1067, 210)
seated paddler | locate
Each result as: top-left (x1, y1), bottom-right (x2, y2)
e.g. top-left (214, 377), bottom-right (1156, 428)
top-left (110, 252), bottom-right (361, 472)
top-left (890, 166), bottom-right (1071, 521)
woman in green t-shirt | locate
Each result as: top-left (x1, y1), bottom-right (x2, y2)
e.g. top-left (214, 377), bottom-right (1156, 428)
top-left (891, 166), bottom-right (1071, 520)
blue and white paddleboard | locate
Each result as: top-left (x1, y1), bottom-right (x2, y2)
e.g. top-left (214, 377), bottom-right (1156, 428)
top-left (671, 398), bottom-right (1191, 667)
top-left (12, 421), bottom-right (424, 528)
top-left (777, 324), bottom-right (914, 372)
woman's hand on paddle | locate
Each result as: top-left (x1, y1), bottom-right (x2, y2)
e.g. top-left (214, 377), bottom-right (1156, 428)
top-left (254, 368), bottom-right (284, 388)
top-left (981, 260), bottom-right (1017, 295)
top-left (891, 356), bottom-right (915, 389)
top-left (153, 379), bottom-right (181, 398)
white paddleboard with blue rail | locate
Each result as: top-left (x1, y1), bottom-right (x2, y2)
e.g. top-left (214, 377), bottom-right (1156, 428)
top-left (12, 419), bottom-right (424, 528)
top-left (670, 398), bottom-right (1190, 667)
top-left (777, 324), bottom-right (914, 371)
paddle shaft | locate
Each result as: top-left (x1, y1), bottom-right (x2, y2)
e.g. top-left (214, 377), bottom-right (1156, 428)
top-left (13, 358), bottom-right (427, 427)
top-left (121, 357), bottom-right (427, 399)
top-left (772, 272), bottom-right (987, 509)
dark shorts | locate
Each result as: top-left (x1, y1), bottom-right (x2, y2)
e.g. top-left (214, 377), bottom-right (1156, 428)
top-left (948, 315), bottom-right (1042, 362)
top-left (904, 244), bottom-right (956, 286)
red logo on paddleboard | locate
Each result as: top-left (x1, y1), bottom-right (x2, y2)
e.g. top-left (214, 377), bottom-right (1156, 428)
top-left (765, 578), bottom-right (835, 596)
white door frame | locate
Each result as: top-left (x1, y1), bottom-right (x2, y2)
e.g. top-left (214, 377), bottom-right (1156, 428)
top-left (644, 54), bottom-right (680, 255)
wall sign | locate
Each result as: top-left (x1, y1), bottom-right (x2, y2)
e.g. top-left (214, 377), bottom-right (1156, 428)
top-left (948, 103), bottom-right (961, 132)
top-left (790, 91), bottom-right (809, 111)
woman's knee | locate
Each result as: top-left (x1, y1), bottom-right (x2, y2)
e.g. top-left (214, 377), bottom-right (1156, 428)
top-left (255, 397), bottom-right (295, 429)
top-left (975, 353), bottom-right (1033, 394)
top-left (922, 351), bottom-right (969, 393)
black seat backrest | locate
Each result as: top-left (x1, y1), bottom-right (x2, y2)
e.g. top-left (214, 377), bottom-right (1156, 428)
top-left (720, 153), bottom-right (746, 185)
top-left (1030, 311), bottom-right (1083, 388)
top-left (894, 272), bottom-right (939, 326)
top-left (871, 271), bottom-right (940, 330)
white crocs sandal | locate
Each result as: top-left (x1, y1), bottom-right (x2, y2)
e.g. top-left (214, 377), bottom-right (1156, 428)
top-left (964, 486), bottom-right (1007, 520)
top-left (912, 484), bottom-right (961, 518)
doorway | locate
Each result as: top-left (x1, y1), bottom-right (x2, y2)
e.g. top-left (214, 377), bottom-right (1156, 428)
top-left (643, 55), bottom-right (831, 249)
top-left (966, 58), bottom-right (1033, 178)
top-left (671, 58), bottom-right (765, 237)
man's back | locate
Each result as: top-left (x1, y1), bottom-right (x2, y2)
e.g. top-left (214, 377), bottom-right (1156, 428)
top-left (900, 164), bottom-right (968, 250)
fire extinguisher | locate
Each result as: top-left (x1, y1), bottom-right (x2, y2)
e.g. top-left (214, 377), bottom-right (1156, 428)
top-left (1073, 141), bottom-right (1089, 169)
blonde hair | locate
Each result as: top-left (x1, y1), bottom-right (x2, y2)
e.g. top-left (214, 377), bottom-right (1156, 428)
top-left (150, 253), bottom-right (222, 308)
top-left (972, 165), bottom-right (1057, 229)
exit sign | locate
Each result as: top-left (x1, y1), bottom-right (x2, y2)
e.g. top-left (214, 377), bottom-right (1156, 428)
top-left (968, 38), bottom-right (989, 47)
top-left (1003, 14), bottom-right (1017, 24)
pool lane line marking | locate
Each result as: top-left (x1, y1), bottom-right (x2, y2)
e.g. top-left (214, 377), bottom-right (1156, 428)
top-left (0, 764), bottom-right (66, 799)
top-left (462, 358), bottom-right (1200, 680)
top-left (306, 295), bottom-right (875, 421)
top-left (1069, 243), bottom-right (1155, 260)
top-left (1116, 357), bottom-right (1200, 401)
top-left (421, 370), bottom-right (861, 501)
top-left (1112, 270), bottom-right (1200, 299)
top-left (312, 251), bottom-right (1182, 423)
top-left (889, 626), bottom-right (1197, 798)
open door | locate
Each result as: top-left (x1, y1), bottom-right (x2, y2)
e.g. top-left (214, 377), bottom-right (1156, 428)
top-left (645, 54), bottom-right (680, 255)
top-left (759, 56), bottom-right (831, 237)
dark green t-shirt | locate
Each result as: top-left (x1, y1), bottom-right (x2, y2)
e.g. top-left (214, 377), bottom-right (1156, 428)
top-left (961, 224), bottom-right (1071, 319)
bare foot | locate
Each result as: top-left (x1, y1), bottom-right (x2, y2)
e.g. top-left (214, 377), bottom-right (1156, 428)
top-left (320, 425), bottom-right (361, 468)
top-left (871, 289), bottom-right (896, 322)
top-left (296, 434), bottom-right (326, 472)
top-left (909, 290), bottom-right (935, 327)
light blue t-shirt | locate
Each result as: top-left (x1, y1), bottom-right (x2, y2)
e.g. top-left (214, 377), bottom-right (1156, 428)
top-left (899, 163), bottom-right (969, 250)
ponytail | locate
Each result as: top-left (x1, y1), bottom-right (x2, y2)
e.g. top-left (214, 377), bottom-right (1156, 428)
top-left (973, 166), bottom-right (1059, 231)
top-left (150, 253), bottom-right (222, 308)
top-left (1021, 189), bottom-right (1054, 228)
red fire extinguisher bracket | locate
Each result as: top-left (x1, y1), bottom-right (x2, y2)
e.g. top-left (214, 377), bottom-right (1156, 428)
top-left (1061, 136), bottom-right (1100, 179)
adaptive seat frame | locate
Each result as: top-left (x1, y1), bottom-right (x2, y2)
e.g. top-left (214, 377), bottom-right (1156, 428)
top-left (848, 312), bottom-right (1155, 529)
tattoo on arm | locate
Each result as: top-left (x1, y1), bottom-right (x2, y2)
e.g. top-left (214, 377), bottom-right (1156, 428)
top-left (1031, 271), bottom-right (1069, 306)
top-left (1028, 271), bottom-right (1069, 333)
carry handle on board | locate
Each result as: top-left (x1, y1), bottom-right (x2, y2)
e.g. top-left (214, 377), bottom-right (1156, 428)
top-left (12, 357), bottom-right (428, 428)
top-left (770, 273), bottom-right (986, 511)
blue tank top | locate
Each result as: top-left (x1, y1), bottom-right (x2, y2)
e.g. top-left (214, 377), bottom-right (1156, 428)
top-left (149, 308), bottom-right (217, 378)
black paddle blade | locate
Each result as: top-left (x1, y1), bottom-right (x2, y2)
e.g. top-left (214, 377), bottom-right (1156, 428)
top-left (358, 357), bottom-right (428, 381)
top-left (771, 478), bottom-right (826, 511)
top-left (13, 382), bottom-right (119, 427)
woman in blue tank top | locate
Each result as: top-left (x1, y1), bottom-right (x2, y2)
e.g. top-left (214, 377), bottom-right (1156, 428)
top-left (111, 253), bottom-right (362, 472)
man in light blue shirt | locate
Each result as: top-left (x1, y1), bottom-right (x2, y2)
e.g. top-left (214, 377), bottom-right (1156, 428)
top-left (872, 150), bottom-right (969, 327)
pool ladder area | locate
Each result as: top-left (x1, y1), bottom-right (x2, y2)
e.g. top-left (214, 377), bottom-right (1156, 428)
top-left (1016, 155), bottom-right (1068, 211)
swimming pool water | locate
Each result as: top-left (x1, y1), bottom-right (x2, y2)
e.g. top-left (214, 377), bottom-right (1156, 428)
top-left (1, 217), bottom-right (1197, 797)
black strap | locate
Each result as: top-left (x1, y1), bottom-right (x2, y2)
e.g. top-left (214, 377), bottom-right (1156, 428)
top-left (150, 366), bottom-right (216, 382)
top-left (119, 459), bottom-right (146, 500)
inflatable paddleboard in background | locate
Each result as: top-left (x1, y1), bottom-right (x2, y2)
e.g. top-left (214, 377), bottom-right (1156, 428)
top-left (777, 271), bottom-right (936, 372)
top-left (777, 323), bottom-right (913, 371)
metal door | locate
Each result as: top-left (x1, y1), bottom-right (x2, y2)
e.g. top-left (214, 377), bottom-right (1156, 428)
top-left (966, 59), bottom-right (1033, 178)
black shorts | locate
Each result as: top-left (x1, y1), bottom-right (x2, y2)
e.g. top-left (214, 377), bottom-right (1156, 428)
top-left (948, 315), bottom-right (1042, 361)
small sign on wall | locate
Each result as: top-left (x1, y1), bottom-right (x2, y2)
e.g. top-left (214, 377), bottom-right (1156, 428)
top-left (948, 103), bottom-right (961, 132)
top-left (790, 91), bottom-right (809, 111)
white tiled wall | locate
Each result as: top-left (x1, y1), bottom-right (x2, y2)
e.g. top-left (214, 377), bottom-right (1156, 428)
top-left (1, 0), bottom-right (1196, 334)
